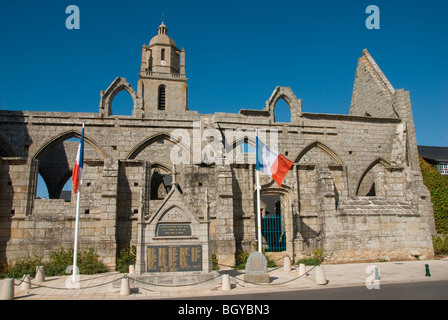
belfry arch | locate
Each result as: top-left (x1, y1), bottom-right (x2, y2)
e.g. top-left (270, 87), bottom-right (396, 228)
top-left (265, 86), bottom-right (302, 124)
top-left (273, 98), bottom-right (292, 123)
top-left (99, 77), bottom-right (141, 116)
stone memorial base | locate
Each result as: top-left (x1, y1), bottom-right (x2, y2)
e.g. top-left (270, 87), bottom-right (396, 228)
top-left (127, 271), bottom-right (219, 288)
top-left (244, 272), bottom-right (270, 284)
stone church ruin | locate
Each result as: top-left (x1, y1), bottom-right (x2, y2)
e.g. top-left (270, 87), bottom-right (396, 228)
top-left (0, 22), bottom-right (436, 269)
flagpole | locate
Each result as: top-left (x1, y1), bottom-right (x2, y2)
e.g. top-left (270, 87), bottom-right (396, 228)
top-left (72, 190), bottom-right (81, 284)
top-left (256, 129), bottom-right (262, 252)
top-left (256, 169), bottom-right (262, 252)
top-left (72, 123), bottom-right (84, 284)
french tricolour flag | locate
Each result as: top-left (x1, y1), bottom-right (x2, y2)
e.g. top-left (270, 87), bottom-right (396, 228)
top-left (256, 136), bottom-right (293, 187)
top-left (72, 124), bottom-right (85, 194)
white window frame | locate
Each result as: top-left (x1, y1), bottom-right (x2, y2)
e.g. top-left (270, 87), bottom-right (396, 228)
top-left (437, 163), bottom-right (448, 175)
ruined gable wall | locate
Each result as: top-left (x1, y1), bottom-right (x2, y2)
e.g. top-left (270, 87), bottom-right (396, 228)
top-left (350, 50), bottom-right (396, 119)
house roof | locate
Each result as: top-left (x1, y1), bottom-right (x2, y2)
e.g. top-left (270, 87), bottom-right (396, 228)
top-left (418, 145), bottom-right (448, 163)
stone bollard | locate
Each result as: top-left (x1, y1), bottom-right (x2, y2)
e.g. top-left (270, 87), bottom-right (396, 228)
top-left (20, 274), bottom-right (32, 291)
top-left (315, 265), bottom-right (327, 285)
top-left (283, 256), bottom-right (291, 272)
top-left (298, 263), bottom-right (306, 276)
top-left (425, 264), bottom-right (431, 277)
top-left (222, 274), bottom-right (231, 291)
top-left (128, 265), bottom-right (136, 288)
top-left (1, 278), bottom-right (15, 300)
top-left (128, 264), bottom-right (135, 275)
top-left (120, 276), bottom-right (131, 296)
top-left (35, 265), bottom-right (45, 283)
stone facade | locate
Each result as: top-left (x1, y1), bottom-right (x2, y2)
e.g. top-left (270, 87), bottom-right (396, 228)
top-left (0, 24), bottom-right (436, 269)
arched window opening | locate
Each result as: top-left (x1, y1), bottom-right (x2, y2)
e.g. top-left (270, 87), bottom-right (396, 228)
top-left (150, 171), bottom-right (172, 200)
top-left (161, 49), bottom-right (166, 61)
top-left (60, 176), bottom-right (72, 201)
top-left (357, 160), bottom-right (388, 197)
top-left (37, 139), bottom-right (78, 200)
top-left (36, 173), bottom-right (49, 199)
top-left (111, 89), bottom-right (134, 116)
top-left (158, 85), bottom-right (166, 110)
top-left (35, 133), bottom-right (103, 201)
top-left (274, 98), bottom-right (291, 123)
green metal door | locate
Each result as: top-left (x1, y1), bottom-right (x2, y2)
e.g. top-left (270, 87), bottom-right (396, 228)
top-left (262, 214), bottom-right (286, 252)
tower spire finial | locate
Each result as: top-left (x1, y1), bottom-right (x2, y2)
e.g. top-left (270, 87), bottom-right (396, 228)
top-left (158, 16), bottom-right (168, 35)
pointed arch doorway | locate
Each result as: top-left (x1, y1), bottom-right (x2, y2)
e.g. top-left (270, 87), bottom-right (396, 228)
top-left (257, 184), bottom-right (295, 256)
top-left (260, 193), bottom-right (286, 252)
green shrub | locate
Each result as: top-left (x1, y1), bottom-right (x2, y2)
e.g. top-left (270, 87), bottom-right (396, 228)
top-left (420, 157), bottom-right (448, 233)
top-left (234, 250), bottom-right (250, 270)
top-left (44, 247), bottom-right (108, 276)
top-left (296, 257), bottom-right (320, 266)
top-left (265, 253), bottom-right (277, 268)
top-left (212, 253), bottom-right (219, 270)
top-left (313, 248), bottom-right (324, 265)
top-left (78, 248), bottom-right (108, 275)
top-left (296, 248), bottom-right (325, 266)
top-left (116, 246), bottom-right (136, 273)
top-left (1, 256), bottom-right (43, 279)
top-left (0, 247), bottom-right (108, 279)
top-left (433, 234), bottom-right (448, 256)
top-left (44, 247), bottom-right (74, 276)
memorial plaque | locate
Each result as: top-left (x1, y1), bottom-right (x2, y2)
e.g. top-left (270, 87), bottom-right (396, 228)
top-left (147, 245), bottom-right (202, 272)
top-left (157, 224), bottom-right (191, 237)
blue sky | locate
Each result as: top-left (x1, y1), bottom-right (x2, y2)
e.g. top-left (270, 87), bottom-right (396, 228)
top-left (0, 0), bottom-right (447, 148)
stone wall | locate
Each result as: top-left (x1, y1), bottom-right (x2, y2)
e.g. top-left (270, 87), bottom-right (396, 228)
top-left (326, 197), bottom-right (434, 262)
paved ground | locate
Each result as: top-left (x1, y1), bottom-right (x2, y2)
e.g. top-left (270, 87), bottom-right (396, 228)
top-left (1, 258), bottom-right (447, 300)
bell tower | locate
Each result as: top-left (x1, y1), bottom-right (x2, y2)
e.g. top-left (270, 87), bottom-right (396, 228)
top-left (137, 22), bottom-right (188, 115)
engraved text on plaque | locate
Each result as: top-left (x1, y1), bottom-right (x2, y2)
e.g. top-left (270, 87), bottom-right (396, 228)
top-left (146, 245), bottom-right (202, 272)
top-left (157, 224), bottom-right (192, 237)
